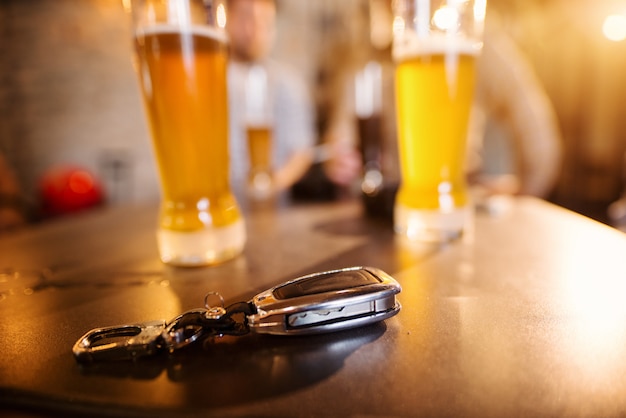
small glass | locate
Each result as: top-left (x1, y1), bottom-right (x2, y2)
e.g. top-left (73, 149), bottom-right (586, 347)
top-left (244, 64), bottom-right (274, 201)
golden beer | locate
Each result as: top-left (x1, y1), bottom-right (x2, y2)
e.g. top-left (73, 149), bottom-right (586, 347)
top-left (246, 125), bottom-right (273, 200)
top-left (135, 25), bottom-right (245, 265)
top-left (246, 125), bottom-right (272, 174)
top-left (394, 45), bottom-right (477, 241)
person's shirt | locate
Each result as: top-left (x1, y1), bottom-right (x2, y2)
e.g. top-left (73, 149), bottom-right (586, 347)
top-left (227, 59), bottom-right (315, 192)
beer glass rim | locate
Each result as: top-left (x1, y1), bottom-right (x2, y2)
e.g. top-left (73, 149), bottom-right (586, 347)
top-left (391, 0), bottom-right (487, 62)
top-left (129, 0), bottom-right (228, 41)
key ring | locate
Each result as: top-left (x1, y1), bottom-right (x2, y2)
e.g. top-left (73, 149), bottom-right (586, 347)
top-left (204, 291), bottom-right (227, 319)
top-left (162, 309), bottom-right (209, 353)
top-left (161, 292), bottom-right (252, 352)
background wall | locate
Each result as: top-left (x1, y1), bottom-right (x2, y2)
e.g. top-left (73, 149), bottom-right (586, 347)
top-left (489, 0), bottom-right (626, 221)
top-left (0, 0), bottom-right (158, 205)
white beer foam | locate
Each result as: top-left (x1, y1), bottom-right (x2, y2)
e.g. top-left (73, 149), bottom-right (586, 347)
top-left (157, 218), bottom-right (246, 266)
top-left (137, 23), bottom-right (228, 43)
top-left (393, 33), bottom-right (481, 61)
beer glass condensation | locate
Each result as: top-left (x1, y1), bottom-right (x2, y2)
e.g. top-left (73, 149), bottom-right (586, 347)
top-left (130, 0), bottom-right (246, 266)
top-left (392, 0), bottom-right (486, 242)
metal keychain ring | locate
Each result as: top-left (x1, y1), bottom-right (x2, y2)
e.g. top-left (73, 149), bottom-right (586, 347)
top-left (162, 310), bottom-right (207, 352)
top-left (204, 291), bottom-right (225, 310)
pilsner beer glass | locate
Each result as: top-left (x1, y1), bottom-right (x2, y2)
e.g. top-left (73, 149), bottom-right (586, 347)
top-left (392, 0), bottom-right (486, 242)
top-left (244, 65), bottom-right (274, 201)
top-left (130, 0), bottom-right (246, 266)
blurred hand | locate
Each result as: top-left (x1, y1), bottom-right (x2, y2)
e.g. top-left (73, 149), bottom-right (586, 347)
top-left (323, 144), bottom-right (362, 187)
top-left (272, 149), bottom-right (315, 193)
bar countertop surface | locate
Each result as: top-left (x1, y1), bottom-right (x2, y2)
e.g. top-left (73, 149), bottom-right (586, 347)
top-left (2, 196), bottom-right (626, 417)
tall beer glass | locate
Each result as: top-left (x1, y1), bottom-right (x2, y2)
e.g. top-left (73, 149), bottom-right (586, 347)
top-left (392, 0), bottom-right (486, 242)
top-left (130, 0), bottom-right (246, 266)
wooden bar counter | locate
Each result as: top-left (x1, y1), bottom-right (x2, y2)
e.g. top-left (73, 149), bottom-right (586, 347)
top-left (2, 197), bottom-right (626, 417)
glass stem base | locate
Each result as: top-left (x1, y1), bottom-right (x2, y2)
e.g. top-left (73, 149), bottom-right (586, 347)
top-left (157, 218), bottom-right (246, 266)
top-left (394, 203), bottom-right (469, 243)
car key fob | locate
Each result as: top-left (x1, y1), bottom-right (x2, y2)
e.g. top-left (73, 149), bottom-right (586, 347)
top-left (247, 266), bottom-right (401, 335)
top-left (73, 266), bottom-right (401, 362)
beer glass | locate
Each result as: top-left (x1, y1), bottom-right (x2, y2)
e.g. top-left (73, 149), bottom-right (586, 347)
top-left (130, 0), bottom-right (246, 266)
top-left (244, 64), bottom-right (274, 201)
top-left (355, 61), bottom-right (384, 197)
top-left (392, 0), bottom-right (486, 242)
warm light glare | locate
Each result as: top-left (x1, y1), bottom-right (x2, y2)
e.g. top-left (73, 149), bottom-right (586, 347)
top-left (551, 220), bottom-right (626, 385)
top-left (217, 3), bottom-right (227, 28)
top-left (474, 0), bottom-right (487, 22)
top-left (603, 14), bottom-right (626, 41)
top-left (433, 6), bottom-right (459, 31)
top-left (393, 16), bottom-right (405, 35)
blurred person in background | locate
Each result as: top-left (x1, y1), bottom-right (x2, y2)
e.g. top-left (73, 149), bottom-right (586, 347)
top-left (469, 15), bottom-right (562, 200)
top-left (226, 0), bottom-right (316, 197)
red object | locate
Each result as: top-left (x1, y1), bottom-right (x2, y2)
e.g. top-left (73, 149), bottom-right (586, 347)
top-left (39, 166), bottom-right (105, 216)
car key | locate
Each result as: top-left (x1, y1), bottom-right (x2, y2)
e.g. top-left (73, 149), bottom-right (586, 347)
top-left (248, 266), bottom-right (401, 335)
top-left (73, 266), bottom-right (401, 363)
